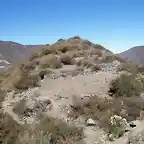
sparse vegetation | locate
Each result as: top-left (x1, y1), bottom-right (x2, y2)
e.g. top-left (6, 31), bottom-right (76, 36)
top-left (35, 117), bottom-right (84, 143)
top-left (0, 114), bottom-right (84, 144)
top-left (109, 74), bottom-right (143, 97)
top-left (0, 112), bottom-right (23, 144)
top-left (70, 94), bottom-right (144, 138)
top-left (70, 96), bottom-right (121, 130)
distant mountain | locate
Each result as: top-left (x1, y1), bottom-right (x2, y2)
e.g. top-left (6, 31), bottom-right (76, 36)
top-left (0, 40), bottom-right (42, 70)
top-left (119, 46), bottom-right (144, 66)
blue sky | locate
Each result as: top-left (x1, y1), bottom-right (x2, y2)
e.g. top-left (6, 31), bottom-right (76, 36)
top-left (0, 0), bottom-right (144, 53)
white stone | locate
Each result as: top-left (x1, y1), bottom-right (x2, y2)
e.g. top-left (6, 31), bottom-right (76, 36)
top-left (86, 118), bottom-right (96, 126)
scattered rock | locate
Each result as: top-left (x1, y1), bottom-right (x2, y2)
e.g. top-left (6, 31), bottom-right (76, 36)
top-left (101, 60), bottom-right (121, 73)
top-left (86, 118), bottom-right (96, 126)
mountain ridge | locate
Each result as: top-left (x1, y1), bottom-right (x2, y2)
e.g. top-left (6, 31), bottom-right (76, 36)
top-left (0, 40), bottom-right (43, 70)
top-left (119, 46), bottom-right (144, 66)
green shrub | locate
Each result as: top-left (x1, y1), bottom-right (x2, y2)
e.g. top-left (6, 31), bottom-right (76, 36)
top-left (40, 55), bottom-right (62, 69)
top-left (13, 99), bottom-right (26, 116)
top-left (30, 52), bottom-right (39, 61)
top-left (41, 47), bottom-right (52, 56)
top-left (57, 38), bottom-right (64, 42)
top-left (89, 49), bottom-right (102, 57)
top-left (109, 74), bottom-right (143, 97)
top-left (13, 73), bottom-right (40, 90)
top-left (38, 69), bottom-right (52, 80)
top-left (60, 54), bottom-right (75, 65)
top-left (108, 116), bottom-right (125, 140)
top-left (76, 58), bottom-right (93, 68)
top-left (118, 62), bottom-right (138, 75)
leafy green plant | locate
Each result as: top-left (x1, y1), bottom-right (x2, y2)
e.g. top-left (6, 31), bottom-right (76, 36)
top-left (108, 117), bottom-right (125, 140)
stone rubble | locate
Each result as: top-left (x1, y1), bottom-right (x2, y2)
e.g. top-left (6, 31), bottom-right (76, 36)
top-left (101, 60), bottom-right (121, 73)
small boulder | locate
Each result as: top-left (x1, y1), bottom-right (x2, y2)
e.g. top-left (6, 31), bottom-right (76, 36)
top-left (129, 121), bottom-right (137, 128)
top-left (86, 118), bottom-right (96, 126)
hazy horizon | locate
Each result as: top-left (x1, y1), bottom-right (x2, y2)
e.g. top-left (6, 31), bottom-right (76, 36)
top-left (0, 0), bottom-right (144, 53)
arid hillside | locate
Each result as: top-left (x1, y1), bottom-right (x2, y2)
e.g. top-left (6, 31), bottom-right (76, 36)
top-left (0, 40), bottom-right (42, 70)
top-left (0, 36), bottom-right (144, 144)
top-left (119, 46), bottom-right (144, 66)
